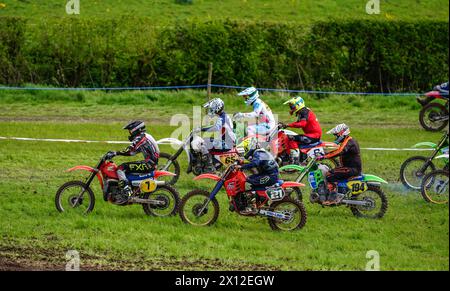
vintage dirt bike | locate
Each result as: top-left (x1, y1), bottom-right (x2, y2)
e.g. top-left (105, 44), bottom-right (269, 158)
top-left (280, 150), bottom-right (388, 219)
top-left (55, 152), bottom-right (180, 216)
top-left (417, 90), bottom-right (449, 132)
top-left (157, 130), bottom-right (240, 185)
top-left (179, 162), bottom-right (308, 231)
top-left (400, 133), bottom-right (449, 190)
top-left (420, 153), bottom-right (449, 204)
top-left (234, 120), bottom-right (340, 169)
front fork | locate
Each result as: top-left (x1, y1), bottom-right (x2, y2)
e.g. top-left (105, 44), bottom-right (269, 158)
top-left (72, 170), bottom-right (98, 207)
top-left (197, 180), bottom-right (224, 215)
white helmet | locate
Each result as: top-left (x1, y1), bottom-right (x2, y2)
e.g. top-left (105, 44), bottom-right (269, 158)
top-left (203, 98), bottom-right (224, 117)
top-left (327, 123), bottom-right (350, 144)
top-left (238, 87), bottom-right (259, 105)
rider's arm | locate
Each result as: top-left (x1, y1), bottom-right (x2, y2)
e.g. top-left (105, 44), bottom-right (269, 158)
top-left (242, 101), bottom-right (262, 119)
top-left (287, 109), bottom-right (308, 128)
top-left (201, 116), bottom-right (222, 133)
top-left (324, 137), bottom-right (352, 159)
top-left (240, 153), bottom-right (261, 170)
top-left (115, 146), bottom-right (135, 157)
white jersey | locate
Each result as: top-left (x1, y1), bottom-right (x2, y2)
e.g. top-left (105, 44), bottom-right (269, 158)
top-left (243, 98), bottom-right (276, 130)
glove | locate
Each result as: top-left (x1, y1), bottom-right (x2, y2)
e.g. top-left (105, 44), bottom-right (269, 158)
top-left (315, 155), bottom-right (325, 161)
top-left (278, 122), bottom-right (288, 129)
top-left (105, 151), bottom-right (116, 160)
top-left (233, 112), bottom-right (244, 120)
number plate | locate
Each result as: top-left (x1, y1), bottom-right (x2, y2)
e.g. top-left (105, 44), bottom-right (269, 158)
top-left (219, 154), bottom-right (237, 165)
top-left (266, 187), bottom-right (285, 201)
top-left (347, 181), bottom-right (367, 195)
top-left (307, 147), bottom-right (325, 159)
top-left (140, 178), bottom-right (157, 193)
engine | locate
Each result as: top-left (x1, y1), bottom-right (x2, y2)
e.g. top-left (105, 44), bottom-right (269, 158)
top-left (104, 179), bottom-right (120, 202)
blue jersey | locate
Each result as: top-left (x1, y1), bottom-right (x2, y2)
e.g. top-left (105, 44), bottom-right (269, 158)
top-left (241, 149), bottom-right (279, 174)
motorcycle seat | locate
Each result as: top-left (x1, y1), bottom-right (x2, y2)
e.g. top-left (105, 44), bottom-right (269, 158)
top-left (299, 141), bottom-right (322, 149)
top-left (347, 175), bottom-right (364, 181)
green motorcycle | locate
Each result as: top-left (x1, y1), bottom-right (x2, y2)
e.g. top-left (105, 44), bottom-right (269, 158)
top-left (280, 158), bottom-right (388, 219)
top-left (400, 132), bottom-right (449, 190)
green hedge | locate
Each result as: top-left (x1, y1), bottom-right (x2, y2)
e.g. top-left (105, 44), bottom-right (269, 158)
top-left (0, 17), bottom-right (448, 92)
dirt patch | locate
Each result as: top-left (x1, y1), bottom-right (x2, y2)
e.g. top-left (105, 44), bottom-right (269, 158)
top-left (0, 245), bottom-right (276, 271)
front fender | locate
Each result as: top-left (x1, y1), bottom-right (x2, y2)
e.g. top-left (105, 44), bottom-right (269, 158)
top-left (193, 174), bottom-right (221, 182)
top-left (435, 154), bottom-right (449, 160)
top-left (412, 142), bottom-right (437, 149)
top-left (279, 164), bottom-right (306, 173)
top-left (281, 181), bottom-right (305, 188)
top-left (67, 165), bottom-right (104, 189)
top-left (363, 174), bottom-right (388, 184)
top-left (154, 170), bottom-right (176, 179)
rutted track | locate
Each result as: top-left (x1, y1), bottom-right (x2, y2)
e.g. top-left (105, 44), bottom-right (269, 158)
top-left (0, 245), bottom-right (276, 271)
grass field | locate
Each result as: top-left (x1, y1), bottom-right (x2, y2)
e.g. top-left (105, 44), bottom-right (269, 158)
top-left (0, 0), bottom-right (448, 24)
top-left (0, 89), bottom-right (448, 270)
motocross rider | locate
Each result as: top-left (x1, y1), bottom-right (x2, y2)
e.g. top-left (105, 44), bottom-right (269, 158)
top-left (279, 96), bottom-right (323, 164)
top-left (234, 87), bottom-right (276, 138)
top-left (320, 123), bottom-right (361, 205)
top-left (193, 98), bottom-right (236, 171)
top-left (105, 120), bottom-right (160, 204)
top-left (236, 137), bottom-right (280, 214)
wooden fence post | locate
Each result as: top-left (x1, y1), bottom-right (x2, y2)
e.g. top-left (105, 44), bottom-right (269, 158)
top-left (207, 62), bottom-right (213, 101)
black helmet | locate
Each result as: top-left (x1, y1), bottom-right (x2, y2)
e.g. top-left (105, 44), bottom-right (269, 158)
top-left (123, 120), bottom-right (146, 141)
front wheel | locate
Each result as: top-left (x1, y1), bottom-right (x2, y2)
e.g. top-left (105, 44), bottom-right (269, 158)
top-left (55, 181), bottom-right (95, 214)
top-left (267, 198), bottom-right (307, 231)
top-left (179, 190), bottom-right (220, 226)
top-left (421, 170), bottom-right (449, 204)
top-left (157, 152), bottom-right (181, 185)
top-left (142, 185), bottom-right (180, 217)
top-left (400, 156), bottom-right (435, 190)
top-left (419, 102), bottom-right (449, 132)
top-left (350, 185), bottom-right (388, 219)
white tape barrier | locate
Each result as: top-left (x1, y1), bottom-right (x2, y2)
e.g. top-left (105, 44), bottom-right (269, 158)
top-left (0, 136), bottom-right (435, 151)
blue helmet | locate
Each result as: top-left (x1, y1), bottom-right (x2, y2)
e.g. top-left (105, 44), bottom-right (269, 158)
top-left (238, 87), bottom-right (259, 106)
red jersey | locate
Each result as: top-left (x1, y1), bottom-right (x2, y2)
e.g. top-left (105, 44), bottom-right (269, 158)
top-left (287, 107), bottom-right (322, 139)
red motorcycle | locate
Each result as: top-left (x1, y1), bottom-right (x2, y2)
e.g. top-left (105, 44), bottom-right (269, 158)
top-left (241, 123), bottom-right (340, 170)
top-left (417, 90), bottom-right (449, 132)
top-left (55, 152), bottom-right (180, 217)
top-left (179, 162), bottom-right (308, 231)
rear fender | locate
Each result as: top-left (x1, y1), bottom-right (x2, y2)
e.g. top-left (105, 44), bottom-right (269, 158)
top-left (281, 181), bottom-right (305, 188)
top-left (413, 142), bottom-right (437, 149)
top-left (193, 174), bottom-right (221, 182)
top-left (279, 164), bottom-right (306, 173)
top-left (154, 170), bottom-right (176, 179)
top-left (435, 154), bottom-right (449, 160)
top-left (67, 165), bottom-right (104, 189)
top-left (363, 174), bottom-right (388, 184)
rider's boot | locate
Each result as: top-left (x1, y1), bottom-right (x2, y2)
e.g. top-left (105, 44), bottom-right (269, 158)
top-left (289, 149), bottom-right (300, 165)
top-left (240, 191), bottom-right (258, 215)
top-left (117, 180), bottom-right (132, 204)
top-left (323, 183), bottom-right (343, 205)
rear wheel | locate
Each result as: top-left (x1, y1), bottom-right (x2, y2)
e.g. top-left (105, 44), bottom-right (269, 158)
top-left (419, 103), bottom-right (449, 132)
top-left (179, 190), bottom-right (220, 226)
top-left (421, 170), bottom-right (449, 204)
top-left (267, 198), bottom-right (307, 231)
top-left (142, 185), bottom-right (180, 217)
top-left (55, 181), bottom-right (95, 214)
top-left (400, 156), bottom-right (436, 190)
top-left (350, 185), bottom-right (388, 219)
top-left (157, 152), bottom-right (180, 185)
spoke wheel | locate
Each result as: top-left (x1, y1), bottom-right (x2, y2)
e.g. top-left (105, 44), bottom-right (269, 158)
top-left (55, 181), bottom-right (95, 215)
top-left (179, 190), bottom-right (220, 226)
top-left (421, 170), bottom-right (449, 204)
